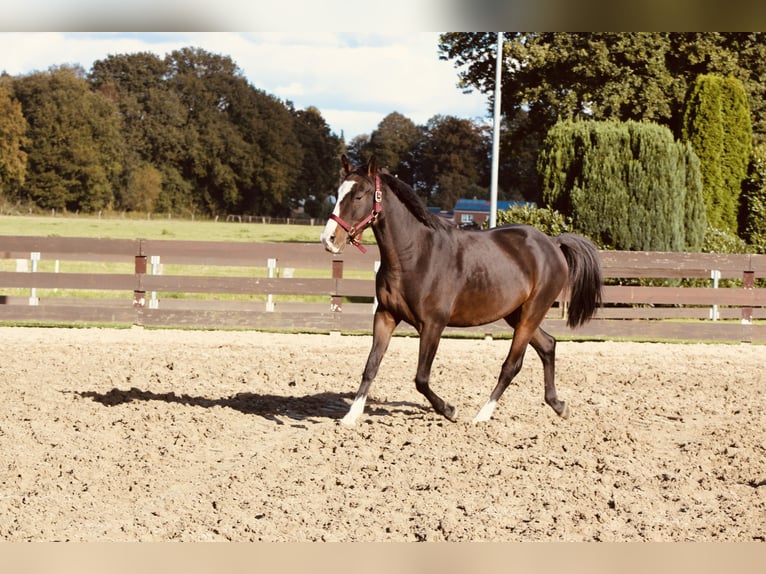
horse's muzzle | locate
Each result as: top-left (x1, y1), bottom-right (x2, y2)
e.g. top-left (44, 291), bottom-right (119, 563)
top-left (323, 238), bottom-right (344, 254)
top-left (320, 223), bottom-right (345, 254)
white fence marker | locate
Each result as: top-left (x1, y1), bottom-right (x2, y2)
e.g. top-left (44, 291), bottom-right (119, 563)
top-left (149, 255), bottom-right (161, 309)
top-left (29, 252), bottom-right (40, 305)
top-left (709, 269), bottom-right (720, 321)
top-left (266, 258), bottom-right (277, 312)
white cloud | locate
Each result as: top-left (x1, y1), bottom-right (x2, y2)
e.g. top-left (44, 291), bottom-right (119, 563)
top-left (0, 32), bottom-right (490, 140)
top-left (320, 110), bottom-right (391, 141)
top-left (276, 82), bottom-right (307, 98)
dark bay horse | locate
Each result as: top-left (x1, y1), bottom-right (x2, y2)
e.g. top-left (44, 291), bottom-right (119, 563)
top-left (321, 155), bottom-right (602, 426)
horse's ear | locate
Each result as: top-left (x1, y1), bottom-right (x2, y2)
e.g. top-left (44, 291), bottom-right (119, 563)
top-left (367, 155), bottom-right (378, 177)
top-left (341, 154), bottom-right (354, 177)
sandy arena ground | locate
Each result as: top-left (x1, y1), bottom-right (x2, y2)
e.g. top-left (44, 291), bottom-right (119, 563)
top-left (0, 326), bottom-right (763, 541)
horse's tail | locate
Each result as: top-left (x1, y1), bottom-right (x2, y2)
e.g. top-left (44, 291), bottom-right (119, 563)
top-left (554, 233), bottom-right (603, 328)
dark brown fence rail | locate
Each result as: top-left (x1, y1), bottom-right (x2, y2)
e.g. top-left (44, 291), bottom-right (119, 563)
top-left (1, 236), bottom-right (765, 342)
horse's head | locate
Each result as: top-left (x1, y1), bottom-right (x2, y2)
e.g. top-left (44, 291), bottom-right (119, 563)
top-left (320, 155), bottom-right (382, 254)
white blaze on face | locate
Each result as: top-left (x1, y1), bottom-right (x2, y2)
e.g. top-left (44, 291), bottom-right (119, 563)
top-left (320, 180), bottom-right (357, 252)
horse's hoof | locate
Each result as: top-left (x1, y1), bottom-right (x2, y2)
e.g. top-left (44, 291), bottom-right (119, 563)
top-left (443, 404), bottom-right (458, 422)
top-left (558, 402), bottom-right (571, 419)
top-left (339, 416), bottom-right (357, 428)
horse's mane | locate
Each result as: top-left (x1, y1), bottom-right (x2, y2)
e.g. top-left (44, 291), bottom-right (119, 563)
top-left (380, 173), bottom-right (453, 231)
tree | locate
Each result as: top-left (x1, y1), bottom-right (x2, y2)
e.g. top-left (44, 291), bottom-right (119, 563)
top-left (676, 33), bottom-right (766, 143)
top-left (539, 119), bottom-right (706, 251)
top-left (123, 164), bottom-right (162, 213)
top-left (233, 87), bottom-right (303, 216)
top-left (89, 51), bottom-right (172, 165)
top-left (440, 33), bottom-right (766, 141)
top-left (720, 76), bottom-right (752, 231)
top-left (89, 51), bottom-right (189, 212)
top-left (441, 34), bottom-right (678, 134)
top-left (439, 33), bottom-right (766, 207)
top-left (682, 74), bottom-right (752, 233)
top-left (291, 105), bottom-right (342, 217)
top-left (498, 108), bottom-right (543, 201)
top-left (164, 47), bottom-right (252, 215)
top-left (345, 134), bottom-right (371, 167)
top-left (0, 84), bottom-right (28, 200)
top-left (740, 144), bottom-right (766, 252)
top-left (139, 47), bottom-right (300, 217)
top-left (367, 112), bottom-right (420, 184)
top-left (11, 65), bottom-right (123, 212)
top-left (91, 46), bottom-right (310, 218)
top-left (415, 114), bottom-right (490, 209)
top-left (681, 143), bottom-right (707, 253)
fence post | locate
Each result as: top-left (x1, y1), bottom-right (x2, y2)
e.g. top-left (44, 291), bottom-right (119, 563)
top-left (149, 255), bottom-right (161, 309)
top-left (29, 252), bottom-right (40, 306)
top-left (331, 259), bottom-right (343, 313)
top-left (709, 269), bottom-right (720, 321)
top-left (266, 258), bottom-right (277, 312)
top-left (331, 259), bottom-right (344, 333)
top-left (134, 253), bottom-right (147, 309)
top-left (742, 270), bottom-right (754, 325)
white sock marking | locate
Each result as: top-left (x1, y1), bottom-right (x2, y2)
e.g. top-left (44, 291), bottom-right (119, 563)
top-left (472, 400), bottom-right (497, 423)
top-left (340, 395), bottom-right (367, 427)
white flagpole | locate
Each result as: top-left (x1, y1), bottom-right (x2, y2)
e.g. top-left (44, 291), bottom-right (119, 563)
top-left (489, 32), bottom-right (503, 228)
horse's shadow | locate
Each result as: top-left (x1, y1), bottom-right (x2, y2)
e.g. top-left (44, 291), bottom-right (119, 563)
top-left (73, 386), bottom-right (428, 427)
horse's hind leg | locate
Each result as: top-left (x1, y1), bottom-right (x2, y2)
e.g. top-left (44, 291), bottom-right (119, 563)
top-left (473, 323), bottom-right (569, 423)
top-left (528, 326), bottom-right (569, 419)
top-left (340, 309), bottom-right (398, 427)
top-left (414, 322), bottom-right (457, 421)
top-left (472, 320), bottom-right (531, 423)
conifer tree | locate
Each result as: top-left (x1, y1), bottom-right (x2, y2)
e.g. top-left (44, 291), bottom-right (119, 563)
top-left (721, 76), bottom-right (752, 229)
top-left (682, 74), bottom-right (751, 233)
top-left (539, 119), bottom-right (706, 251)
top-left (681, 143), bottom-right (707, 252)
top-left (740, 144), bottom-right (766, 252)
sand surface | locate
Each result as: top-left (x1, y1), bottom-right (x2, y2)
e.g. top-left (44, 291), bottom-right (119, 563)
top-left (0, 326), bottom-right (764, 541)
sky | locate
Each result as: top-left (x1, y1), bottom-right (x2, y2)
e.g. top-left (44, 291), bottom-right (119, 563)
top-left (0, 32), bottom-right (491, 142)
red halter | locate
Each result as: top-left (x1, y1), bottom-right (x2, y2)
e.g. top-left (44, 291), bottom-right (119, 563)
top-left (329, 174), bottom-right (382, 254)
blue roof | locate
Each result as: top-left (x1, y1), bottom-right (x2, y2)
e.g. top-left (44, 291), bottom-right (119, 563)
top-left (453, 199), bottom-right (534, 212)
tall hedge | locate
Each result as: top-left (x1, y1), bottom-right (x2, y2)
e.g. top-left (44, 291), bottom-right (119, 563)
top-left (539, 119), bottom-right (706, 251)
top-left (740, 143), bottom-right (766, 253)
top-left (682, 74), bottom-right (752, 234)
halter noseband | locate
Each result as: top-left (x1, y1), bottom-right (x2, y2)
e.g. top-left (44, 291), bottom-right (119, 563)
top-left (329, 174), bottom-right (382, 254)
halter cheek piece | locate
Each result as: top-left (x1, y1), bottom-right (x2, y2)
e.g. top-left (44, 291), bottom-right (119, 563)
top-left (329, 174), bottom-right (382, 254)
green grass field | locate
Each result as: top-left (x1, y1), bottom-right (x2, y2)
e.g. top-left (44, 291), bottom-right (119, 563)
top-left (0, 214), bottom-right (329, 242)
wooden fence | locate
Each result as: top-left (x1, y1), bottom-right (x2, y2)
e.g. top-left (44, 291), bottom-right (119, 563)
top-left (1, 236), bottom-right (765, 343)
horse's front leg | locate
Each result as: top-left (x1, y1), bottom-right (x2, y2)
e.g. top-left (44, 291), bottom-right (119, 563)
top-left (340, 309), bottom-right (398, 427)
top-left (415, 322), bottom-right (457, 422)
